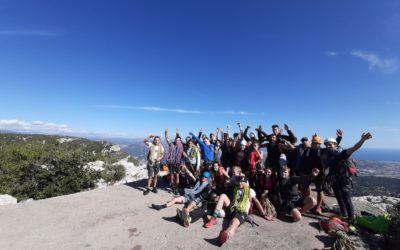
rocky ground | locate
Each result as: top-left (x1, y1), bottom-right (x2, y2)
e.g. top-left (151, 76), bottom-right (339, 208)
top-left (0, 177), bottom-right (387, 250)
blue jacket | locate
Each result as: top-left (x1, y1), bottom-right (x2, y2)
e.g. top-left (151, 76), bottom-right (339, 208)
top-left (183, 180), bottom-right (210, 200)
top-left (190, 132), bottom-right (214, 162)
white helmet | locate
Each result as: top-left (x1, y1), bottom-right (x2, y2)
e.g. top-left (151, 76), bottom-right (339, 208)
top-left (240, 140), bottom-right (247, 146)
top-left (324, 138), bottom-right (337, 145)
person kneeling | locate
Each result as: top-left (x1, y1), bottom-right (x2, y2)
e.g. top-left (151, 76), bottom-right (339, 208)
top-left (276, 166), bottom-right (319, 222)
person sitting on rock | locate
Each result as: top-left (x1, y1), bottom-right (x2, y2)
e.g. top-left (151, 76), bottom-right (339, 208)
top-left (151, 171), bottom-right (212, 227)
top-left (204, 175), bottom-right (267, 246)
top-left (276, 166), bottom-right (319, 222)
top-left (211, 161), bottom-right (230, 194)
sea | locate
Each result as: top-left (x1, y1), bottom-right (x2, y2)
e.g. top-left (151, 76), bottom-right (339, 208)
top-left (353, 149), bottom-right (400, 162)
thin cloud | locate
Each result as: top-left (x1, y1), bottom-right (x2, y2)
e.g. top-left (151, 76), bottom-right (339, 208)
top-left (0, 119), bottom-right (72, 133)
top-left (96, 105), bottom-right (262, 116)
top-left (138, 106), bottom-right (204, 114)
top-left (96, 105), bottom-right (204, 114)
top-left (0, 29), bottom-right (60, 37)
top-left (351, 50), bottom-right (400, 74)
top-left (324, 51), bottom-right (337, 56)
top-left (210, 111), bottom-right (265, 116)
top-left (0, 119), bottom-right (130, 138)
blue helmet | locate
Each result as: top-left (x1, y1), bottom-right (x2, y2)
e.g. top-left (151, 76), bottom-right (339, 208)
top-left (202, 171), bottom-right (211, 178)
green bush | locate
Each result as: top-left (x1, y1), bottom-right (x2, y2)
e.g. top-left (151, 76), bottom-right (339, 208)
top-left (0, 134), bottom-right (129, 201)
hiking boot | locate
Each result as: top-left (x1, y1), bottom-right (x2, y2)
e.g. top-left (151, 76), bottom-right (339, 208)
top-left (312, 206), bottom-right (322, 215)
top-left (152, 187), bottom-right (158, 193)
top-left (204, 217), bottom-right (217, 228)
top-left (176, 208), bottom-right (182, 220)
top-left (143, 188), bottom-right (150, 195)
top-left (181, 211), bottom-right (190, 227)
top-left (218, 230), bottom-right (229, 246)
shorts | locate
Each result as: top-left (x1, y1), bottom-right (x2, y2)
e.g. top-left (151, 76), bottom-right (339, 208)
top-left (285, 197), bottom-right (304, 213)
top-left (232, 211), bottom-right (247, 225)
top-left (147, 162), bottom-right (160, 177)
top-left (182, 195), bottom-right (202, 207)
top-left (226, 204), bottom-right (246, 225)
top-left (168, 163), bottom-right (180, 175)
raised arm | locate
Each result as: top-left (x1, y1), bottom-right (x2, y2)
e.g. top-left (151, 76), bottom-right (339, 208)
top-left (346, 132), bottom-right (372, 156)
top-left (164, 128), bottom-right (171, 145)
top-left (237, 122), bottom-right (244, 139)
top-left (198, 129), bottom-right (203, 139)
top-left (284, 123), bottom-right (297, 143)
top-left (336, 129), bottom-right (343, 146)
top-left (190, 132), bottom-right (206, 149)
top-left (257, 126), bottom-right (269, 143)
top-left (144, 134), bottom-right (154, 146)
top-left (243, 125), bottom-right (251, 142)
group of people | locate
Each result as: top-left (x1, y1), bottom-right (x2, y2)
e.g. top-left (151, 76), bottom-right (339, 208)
top-left (143, 123), bottom-right (372, 246)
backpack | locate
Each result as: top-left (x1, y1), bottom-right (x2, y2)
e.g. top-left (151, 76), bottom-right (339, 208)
top-left (319, 216), bottom-right (349, 233)
top-left (261, 197), bottom-right (277, 218)
top-left (329, 157), bottom-right (358, 186)
top-left (341, 158), bottom-right (358, 177)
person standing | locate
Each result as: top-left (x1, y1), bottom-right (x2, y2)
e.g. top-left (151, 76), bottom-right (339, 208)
top-left (143, 134), bottom-right (165, 195)
top-left (165, 128), bottom-right (185, 195)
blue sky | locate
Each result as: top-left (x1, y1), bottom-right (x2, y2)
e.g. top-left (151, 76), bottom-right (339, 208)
top-left (0, 0), bottom-right (399, 149)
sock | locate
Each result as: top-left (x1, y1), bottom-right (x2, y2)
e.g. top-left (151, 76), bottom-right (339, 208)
top-left (213, 209), bottom-right (219, 218)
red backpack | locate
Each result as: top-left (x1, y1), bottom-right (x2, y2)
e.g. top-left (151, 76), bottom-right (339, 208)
top-left (319, 216), bottom-right (349, 233)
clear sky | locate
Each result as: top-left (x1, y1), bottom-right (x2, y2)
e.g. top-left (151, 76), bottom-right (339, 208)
top-left (0, 0), bottom-right (399, 149)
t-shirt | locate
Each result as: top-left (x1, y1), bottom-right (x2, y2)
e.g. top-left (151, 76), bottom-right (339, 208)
top-left (153, 145), bottom-right (160, 160)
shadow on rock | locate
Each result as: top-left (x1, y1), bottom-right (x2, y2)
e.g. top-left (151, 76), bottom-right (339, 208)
top-left (124, 177), bottom-right (170, 192)
top-left (204, 237), bottom-right (220, 247)
top-left (162, 216), bottom-right (183, 226)
top-left (315, 235), bottom-right (334, 248)
top-left (309, 221), bottom-right (321, 231)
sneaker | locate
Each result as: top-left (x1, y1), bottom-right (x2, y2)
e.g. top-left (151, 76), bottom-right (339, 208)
top-left (182, 211), bottom-right (190, 227)
top-left (218, 230), bottom-right (229, 246)
top-left (176, 208), bottom-right (182, 220)
top-left (204, 217), bottom-right (217, 228)
top-left (143, 188), bottom-right (150, 195)
top-left (152, 187), bottom-right (158, 193)
top-left (312, 206), bottom-right (322, 215)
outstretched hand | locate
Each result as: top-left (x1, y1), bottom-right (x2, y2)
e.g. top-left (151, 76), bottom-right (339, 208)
top-left (284, 123), bottom-right (289, 131)
top-left (336, 129), bottom-right (343, 137)
top-left (361, 132), bottom-right (372, 141)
